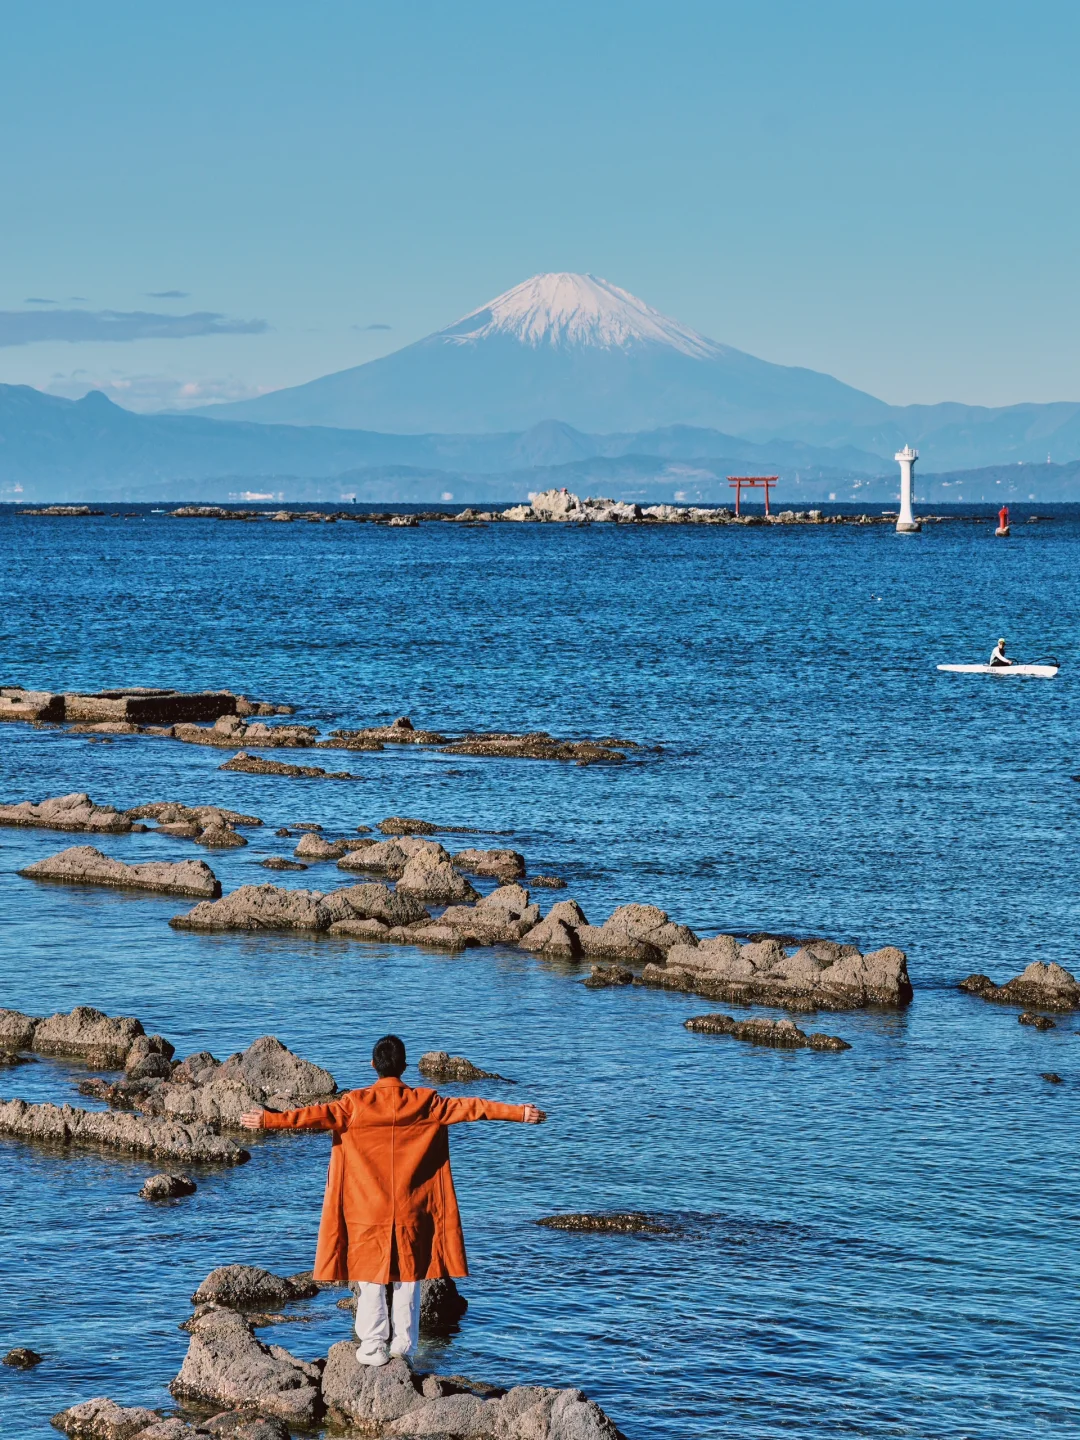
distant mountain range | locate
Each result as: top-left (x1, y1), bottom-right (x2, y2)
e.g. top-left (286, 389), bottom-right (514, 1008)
top-left (3, 272), bottom-right (1080, 501)
top-left (193, 273), bottom-right (1080, 472)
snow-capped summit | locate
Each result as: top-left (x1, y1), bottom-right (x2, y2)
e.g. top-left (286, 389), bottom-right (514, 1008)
top-left (439, 272), bottom-right (722, 359)
top-left (198, 270), bottom-right (886, 436)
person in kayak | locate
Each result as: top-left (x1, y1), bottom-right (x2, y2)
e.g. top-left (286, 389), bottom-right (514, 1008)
top-left (989, 637), bottom-right (1013, 668)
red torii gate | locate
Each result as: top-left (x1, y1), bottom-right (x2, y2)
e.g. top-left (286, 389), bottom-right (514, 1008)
top-left (728, 475), bottom-right (779, 517)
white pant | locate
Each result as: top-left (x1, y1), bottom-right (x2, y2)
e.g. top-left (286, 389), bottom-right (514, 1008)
top-left (354, 1280), bottom-right (420, 1358)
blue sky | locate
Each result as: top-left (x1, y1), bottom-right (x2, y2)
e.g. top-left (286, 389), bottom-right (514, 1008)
top-left (1, 0), bottom-right (1077, 413)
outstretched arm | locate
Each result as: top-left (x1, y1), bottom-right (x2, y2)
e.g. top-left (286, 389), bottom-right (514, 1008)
top-left (240, 1097), bottom-right (350, 1131)
top-left (431, 1095), bottom-right (547, 1126)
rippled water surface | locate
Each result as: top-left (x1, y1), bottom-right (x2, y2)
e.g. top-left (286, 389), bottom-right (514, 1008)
top-left (0, 505), bottom-right (1077, 1438)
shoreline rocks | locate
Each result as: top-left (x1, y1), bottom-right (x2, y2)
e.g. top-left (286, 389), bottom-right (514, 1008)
top-left (20, 846), bottom-right (222, 899)
top-left (452, 846), bottom-right (526, 880)
top-left (684, 1013), bottom-right (851, 1050)
top-left (642, 936), bottom-right (912, 1011)
top-left (959, 962), bottom-right (1080, 1011)
top-left (1, 1005), bottom-right (149, 1068)
top-left (0, 1098), bottom-right (249, 1165)
top-left (170, 1308), bottom-right (323, 1427)
top-left (192, 1266), bottom-right (319, 1310)
top-left (0, 791), bottom-right (131, 833)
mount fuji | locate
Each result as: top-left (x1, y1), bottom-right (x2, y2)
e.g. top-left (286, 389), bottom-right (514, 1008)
top-left (198, 273), bottom-right (890, 436)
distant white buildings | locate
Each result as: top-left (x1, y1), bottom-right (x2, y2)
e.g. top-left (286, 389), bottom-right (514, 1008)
top-left (895, 445), bottom-right (920, 532)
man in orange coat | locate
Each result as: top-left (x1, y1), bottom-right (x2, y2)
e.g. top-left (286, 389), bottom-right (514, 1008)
top-left (241, 1034), bottom-right (545, 1367)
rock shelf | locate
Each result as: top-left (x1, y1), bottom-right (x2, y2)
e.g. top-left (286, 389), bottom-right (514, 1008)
top-left (220, 751), bottom-right (358, 779)
top-left (20, 846), bottom-right (222, 898)
top-left (642, 936), bottom-right (912, 1011)
top-left (959, 962), bottom-right (1080, 1011)
top-left (441, 731), bottom-right (627, 764)
top-left (684, 1014), bottom-right (851, 1050)
top-left (0, 1098), bottom-right (249, 1165)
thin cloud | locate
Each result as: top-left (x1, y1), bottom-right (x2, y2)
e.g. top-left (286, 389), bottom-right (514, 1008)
top-left (0, 308), bottom-right (268, 347)
top-left (352, 322), bottom-right (392, 331)
top-left (147, 289), bottom-right (190, 299)
top-left (24, 297), bottom-right (56, 304)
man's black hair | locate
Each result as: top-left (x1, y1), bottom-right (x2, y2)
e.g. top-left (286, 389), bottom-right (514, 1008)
top-left (372, 1034), bottom-right (406, 1078)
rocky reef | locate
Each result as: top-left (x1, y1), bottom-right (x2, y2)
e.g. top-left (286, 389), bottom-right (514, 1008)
top-left (537, 1212), bottom-right (672, 1234)
top-left (219, 752), bottom-right (358, 780)
top-left (683, 1014), bottom-right (851, 1050)
top-left (641, 935), bottom-right (912, 1011)
top-left (0, 793), bottom-right (260, 847)
top-left (959, 962), bottom-right (1080, 1011)
top-left (0, 1098), bottom-right (249, 1165)
top-left (20, 846), bottom-right (222, 898)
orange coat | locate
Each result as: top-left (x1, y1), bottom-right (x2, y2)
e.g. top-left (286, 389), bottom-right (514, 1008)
top-left (261, 1076), bottom-right (526, 1282)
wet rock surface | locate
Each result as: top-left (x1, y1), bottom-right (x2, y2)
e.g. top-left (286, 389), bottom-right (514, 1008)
top-left (192, 1265), bottom-right (319, 1309)
top-left (377, 815), bottom-right (481, 835)
top-left (257, 857), bottom-right (307, 871)
top-left (21, 846), bottom-right (221, 898)
top-left (537, 1212), bottom-right (673, 1234)
top-left (140, 1173), bottom-right (197, 1201)
top-left (0, 1098), bottom-right (248, 1165)
top-left (327, 716), bottom-right (449, 747)
top-left (1019, 1012), bottom-right (1057, 1030)
top-left (417, 1051), bottom-right (514, 1083)
top-left (4, 1346), bottom-right (43, 1367)
top-left (529, 874), bottom-right (567, 889)
top-left (959, 962), bottom-right (1080, 1011)
top-left (644, 935), bottom-right (912, 1011)
top-left (52, 1396), bottom-right (163, 1437)
top-left (584, 963), bottom-right (633, 988)
top-left (684, 1013), bottom-right (851, 1050)
top-left (219, 751), bottom-right (357, 780)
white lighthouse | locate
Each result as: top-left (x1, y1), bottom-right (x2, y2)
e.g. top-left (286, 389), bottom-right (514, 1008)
top-left (895, 445), bottom-right (920, 532)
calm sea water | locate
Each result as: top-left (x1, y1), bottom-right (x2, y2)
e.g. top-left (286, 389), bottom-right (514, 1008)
top-left (0, 505), bottom-right (1076, 1440)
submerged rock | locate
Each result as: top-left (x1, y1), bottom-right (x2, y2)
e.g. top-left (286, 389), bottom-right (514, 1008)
top-left (684, 1013), bottom-right (851, 1050)
top-left (583, 963), bottom-right (633, 988)
top-left (325, 716), bottom-right (448, 747)
top-left (537, 1212), bottom-right (673, 1234)
top-left (170, 1308), bottom-right (323, 1427)
top-left (417, 1052), bottom-right (513, 1083)
top-left (959, 962), bottom-right (1080, 1011)
top-left (192, 1265), bottom-right (319, 1309)
top-left (0, 1098), bottom-right (248, 1164)
top-left (644, 936), bottom-right (912, 1011)
top-left (3, 1346), bottom-right (43, 1367)
top-left (0, 791), bottom-right (131, 833)
top-left (1041, 1072), bottom-right (1064, 1084)
top-left (20, 846), bottom-right (221, 899)
top-left (140, 1173), bottom-right (197, 1201)
top-left (219, 752), bottom-right (357, 780)
top-left (529, 874), bottom-right (567, 889)
top-left (1018, 1012), bottom-right (1057, 1030)
top-left (441, 732), bottom-right (626, 765)
top-left (258, 857), bottom-right (308, 872)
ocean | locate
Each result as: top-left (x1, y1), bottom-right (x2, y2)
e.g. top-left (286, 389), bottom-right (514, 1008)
top-left (0, 503), bottom-right (1076, 1438)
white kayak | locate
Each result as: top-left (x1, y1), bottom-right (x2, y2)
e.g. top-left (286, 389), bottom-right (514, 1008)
top-left (937, 664), bottom-right (1059, 677)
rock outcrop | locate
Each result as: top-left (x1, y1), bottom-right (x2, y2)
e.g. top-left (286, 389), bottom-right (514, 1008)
top-left (0, 791), bottom-right (131, 833)
top-left (192, 1266), bottom-right (319, 1309)
top-left (643, 936), bottom-right (912, 1011)
top-left (52, 1396), bottom-right (163, 1437)
top-left (520, 900), bottom-right (692, 963)
top-left (170, 1308), bottom-right (323, 1427)
top-left (336, 840), bottom-right (407, 876)
top-left (958, 962), bottom-right (1080, 1011)
top-left (417, 1052), bottom-right (513, 1083)
top-left (0, 1099), bottom-right (248, 1164)
top-left (174, 717), bottom-right (319, 750)
top-left (145, 1036), bottom-right (335, 1127)
top-left (684, 1013), bottom-right (851, 1050)
top-left (395, 844), bottom-right (481, 904)
top-left (583, 963), bottom-right (633, 988)
top-left (320, 1345), bottom-right (621, 1439)
top-left (323, 717), bottom-right (448, 747)
top-left (171, 885), bottom-right (341, 932)
top-left (220, 752), bottom-right (357, 780)
top-left (140, 1173), bottom-right (197, 1200)
top-left (1019, 1012), bottom-right (1056, 1030)
top-left (451, 847), bottom-right (526, 879)
top-left (21, 847), bottom-right (221, 899)
top-left (292, 834), bottom-right (359, 860)
top-left (125, 802), bottom-right (261, 847)
top-left (438, 885), bottom-right (541, 945)
top-left (1, 1006), bottom-right (148, 1067)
